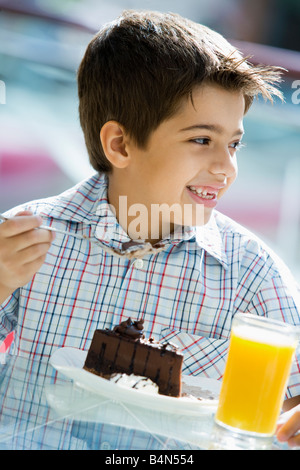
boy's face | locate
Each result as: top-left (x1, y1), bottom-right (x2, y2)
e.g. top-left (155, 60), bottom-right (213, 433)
top-left (109, 83), bottom-right (245, 241)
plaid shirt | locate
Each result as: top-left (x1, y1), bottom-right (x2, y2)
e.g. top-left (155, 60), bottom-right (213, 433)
top-left (1, 173), bottom-right (300, 398)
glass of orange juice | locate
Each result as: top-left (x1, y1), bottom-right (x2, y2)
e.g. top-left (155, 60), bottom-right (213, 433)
top-left (212, 313), bottom-right (298, 450)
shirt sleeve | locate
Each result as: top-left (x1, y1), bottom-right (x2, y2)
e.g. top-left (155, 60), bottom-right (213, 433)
top-left (247, 274), bottom-right (300, 400)
top-left (233, 239), bottom-right (300, 399)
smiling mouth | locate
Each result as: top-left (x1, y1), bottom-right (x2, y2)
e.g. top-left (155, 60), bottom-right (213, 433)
top-left (186, 185), bottom-right (218, 200)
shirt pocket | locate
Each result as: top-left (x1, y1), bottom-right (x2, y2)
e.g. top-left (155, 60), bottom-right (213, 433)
top-left (159, 327), bottom-right (229, 380)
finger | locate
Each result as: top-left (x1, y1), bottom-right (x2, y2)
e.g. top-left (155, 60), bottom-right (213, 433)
top-left (15, 210), bottom-right (34, 216)
top-left (22, 252), bottom-right (50, 277)
top-left (16, 242), bottom-right (53, 265)
top-left (287, 433), bottom-right (300, 448)
top-left (0, 240), bottom-right (52, 277)
top-left (2, 227), bottom-right (54, 255)
top-left (0, 215), bottom-right (43, 238)
top-left (276, 407), bottom-right (300, 442)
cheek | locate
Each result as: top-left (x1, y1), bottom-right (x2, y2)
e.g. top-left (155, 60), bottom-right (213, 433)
top-left (229, 163), bottom-right (238, 186)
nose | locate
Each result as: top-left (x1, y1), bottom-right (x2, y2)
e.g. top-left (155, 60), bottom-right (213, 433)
top-left (209, 147), bottom-right (237, 179)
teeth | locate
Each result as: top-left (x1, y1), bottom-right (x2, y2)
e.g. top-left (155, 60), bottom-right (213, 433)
top-left (188, 186), bottom-right (216, 199)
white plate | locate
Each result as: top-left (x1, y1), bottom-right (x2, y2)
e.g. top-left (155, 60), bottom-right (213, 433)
top-left (49, 347), bottom-right (220, 416)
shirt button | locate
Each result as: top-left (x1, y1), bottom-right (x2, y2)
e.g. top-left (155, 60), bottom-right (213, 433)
top-left (133, 259), bottom-right (144, 269)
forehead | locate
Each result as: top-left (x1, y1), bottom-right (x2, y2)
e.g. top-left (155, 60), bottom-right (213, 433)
top-left (166, 83), bottom-right (245, 134)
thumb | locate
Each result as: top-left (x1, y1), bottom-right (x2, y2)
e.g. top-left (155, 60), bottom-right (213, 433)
top-left (15, 210), bottom-right (34, 217)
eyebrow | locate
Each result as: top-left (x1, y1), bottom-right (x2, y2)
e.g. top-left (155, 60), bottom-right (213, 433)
top-left (179, 124), bottom-right (244, 137)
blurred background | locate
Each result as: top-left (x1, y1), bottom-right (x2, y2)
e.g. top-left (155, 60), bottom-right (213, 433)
top-left (0, 0), bottom-right (299, 279)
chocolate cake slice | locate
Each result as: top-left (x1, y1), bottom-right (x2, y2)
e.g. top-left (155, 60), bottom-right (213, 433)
top-left (83, 318), bottom-right (183, 397)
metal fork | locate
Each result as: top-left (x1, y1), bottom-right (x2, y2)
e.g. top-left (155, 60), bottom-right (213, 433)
top-left (0, 213), bottom-right (165, 259)
top-left (0, 213), bottom-right (91, 241)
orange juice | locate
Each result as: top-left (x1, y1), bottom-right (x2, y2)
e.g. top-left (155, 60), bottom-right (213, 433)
top-left (216, 320), bottom-right (297, 435)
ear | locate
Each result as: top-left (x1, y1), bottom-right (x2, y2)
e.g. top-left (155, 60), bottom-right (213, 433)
top-left (100, 121), bottom-right (130, 169)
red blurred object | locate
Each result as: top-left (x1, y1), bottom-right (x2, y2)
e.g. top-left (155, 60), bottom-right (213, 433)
top-left (0, 331), bottom-right (15, 353)
top-left (1, 150), bottom-right (58, 176)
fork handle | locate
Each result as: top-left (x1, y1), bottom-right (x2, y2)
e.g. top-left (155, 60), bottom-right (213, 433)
top-left (0, 214), bottom-right (89, 241)
top-left (39, 225), bottom-right (89, 241)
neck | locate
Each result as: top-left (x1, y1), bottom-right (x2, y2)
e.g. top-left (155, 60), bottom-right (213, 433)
top-left (107, 179), bottom-right (174, 245)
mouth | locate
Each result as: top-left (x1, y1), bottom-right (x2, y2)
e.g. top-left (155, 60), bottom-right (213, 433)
top-left (186, 185), bottom-right (223, 208)
top-left (187, 186), bottom-right (218, 200)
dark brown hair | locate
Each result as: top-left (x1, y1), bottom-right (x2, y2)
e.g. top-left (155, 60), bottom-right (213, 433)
top-left (77, 10), bottom-right (283, 173)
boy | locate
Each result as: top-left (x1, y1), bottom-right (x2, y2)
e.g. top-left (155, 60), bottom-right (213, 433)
top-left (0, 10), bottom-right (299, 429)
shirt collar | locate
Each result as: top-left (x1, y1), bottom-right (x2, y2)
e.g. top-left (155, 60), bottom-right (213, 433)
top-left (194, 216), bottom-right (229, 269)
top-left (40, 172), bottom-right (228, 268)
top-left (92, 176), bottom-right (197, 252)
top-left (39, 173), bottom-right (107, 224)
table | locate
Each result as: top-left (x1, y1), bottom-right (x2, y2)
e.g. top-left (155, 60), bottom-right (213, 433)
top-left (0, 354), bottom-right (289, 450)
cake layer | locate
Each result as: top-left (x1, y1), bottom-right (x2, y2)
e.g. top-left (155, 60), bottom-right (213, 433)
top-left (84, 328), bottom-right (183, 397)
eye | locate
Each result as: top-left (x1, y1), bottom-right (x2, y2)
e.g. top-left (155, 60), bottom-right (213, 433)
top-left (190, 137), bottom-right (211, 145)
top-left (229, 141), bottom-right (245, 151)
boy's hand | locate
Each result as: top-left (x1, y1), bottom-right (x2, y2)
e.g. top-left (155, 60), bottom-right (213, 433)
top-left (0, 211), bottom-right (55, 301)
top-left (276, 404), bottom-right (300, 448)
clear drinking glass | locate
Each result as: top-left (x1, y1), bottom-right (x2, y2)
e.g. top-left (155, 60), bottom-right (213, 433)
top-left (211, 313), bottom-right (299, 450)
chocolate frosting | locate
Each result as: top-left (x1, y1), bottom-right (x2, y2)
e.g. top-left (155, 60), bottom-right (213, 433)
top-left (113, 318), bottom-right (145, 340)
